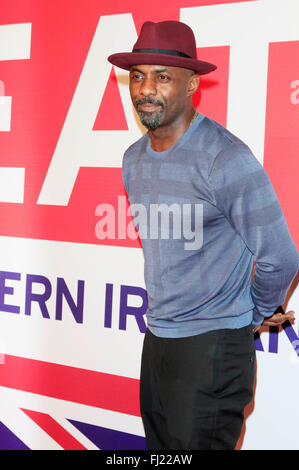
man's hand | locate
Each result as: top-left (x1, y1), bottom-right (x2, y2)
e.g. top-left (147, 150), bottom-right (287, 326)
top-left (253, 309), bottom-right (295, 333)
top-left (263, 309), bottom-right (295, 326)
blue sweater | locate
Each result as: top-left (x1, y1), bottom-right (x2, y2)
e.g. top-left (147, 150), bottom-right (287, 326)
top-left (122, 113), bottom-right (299, 338)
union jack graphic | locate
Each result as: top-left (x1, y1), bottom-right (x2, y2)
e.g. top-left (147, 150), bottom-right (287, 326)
top-left (0, 355), bottom-right (146, 450)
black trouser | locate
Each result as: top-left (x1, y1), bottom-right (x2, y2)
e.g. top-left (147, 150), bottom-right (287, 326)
top-left (140, 325), bottom-right (256, 450)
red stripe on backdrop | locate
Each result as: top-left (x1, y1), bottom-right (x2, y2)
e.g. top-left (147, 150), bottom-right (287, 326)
top-left (93, 67), bottom-right (128, 131)
top-left (193, 46), bottom-right (230, 126)
top-left (0, 355), bottom-right (140, 417)
top-left (21, 408), bottom-right (87, 450)
top-left (263, 41), bottom-right (299, 250)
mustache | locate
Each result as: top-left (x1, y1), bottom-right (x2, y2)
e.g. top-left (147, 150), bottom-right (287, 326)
top-left (135, 98), bottom-right (164, 109)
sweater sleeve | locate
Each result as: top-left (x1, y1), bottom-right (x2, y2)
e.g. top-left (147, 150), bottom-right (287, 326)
top-left (209, 142), bottom-right (299, 327)
top-left (122, 150), bottom-right (130, 194)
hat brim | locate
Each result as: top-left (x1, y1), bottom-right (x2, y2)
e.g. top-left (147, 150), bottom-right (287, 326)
top-left (108, 52), bottom-right (217, 75)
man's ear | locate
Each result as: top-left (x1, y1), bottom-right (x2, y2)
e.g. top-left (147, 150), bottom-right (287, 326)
top-left (187, 73), bottom-right (200, 97)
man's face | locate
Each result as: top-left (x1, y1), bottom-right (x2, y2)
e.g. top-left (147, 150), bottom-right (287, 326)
top-left (129, 64), bottom-right (197, 130)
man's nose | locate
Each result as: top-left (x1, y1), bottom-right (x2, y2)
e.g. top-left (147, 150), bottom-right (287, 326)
top-left (139, 76), bottom-right (157, 96)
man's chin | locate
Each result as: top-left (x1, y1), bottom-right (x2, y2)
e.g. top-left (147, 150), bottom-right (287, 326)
top-left (138, 111), bottom-right (163, 130)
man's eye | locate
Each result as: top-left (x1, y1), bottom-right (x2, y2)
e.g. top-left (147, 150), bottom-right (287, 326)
top-left (131, 74), bottom-right (142, 81)
top-left (158, 74), bottom-right (169, 81)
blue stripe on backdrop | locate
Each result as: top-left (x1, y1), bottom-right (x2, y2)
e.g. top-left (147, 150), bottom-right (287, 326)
top-left (0, 421), bottom-right (29, 450)
top-left (68, 419), bottom-right (146, 450)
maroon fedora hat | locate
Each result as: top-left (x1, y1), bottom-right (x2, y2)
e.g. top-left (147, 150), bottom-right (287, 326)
top-left (107, 20), bottom-right (217, 75)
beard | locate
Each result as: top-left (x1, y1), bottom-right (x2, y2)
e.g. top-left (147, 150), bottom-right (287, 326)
top-left (135, 98), bottom-right (165, 130)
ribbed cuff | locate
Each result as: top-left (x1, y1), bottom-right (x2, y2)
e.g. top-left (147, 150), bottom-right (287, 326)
top-left (252, 305), bottom-right (278, 327)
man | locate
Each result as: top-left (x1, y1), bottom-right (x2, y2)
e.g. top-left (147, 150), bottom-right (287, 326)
top-left (108, 20), bottom-right (298, 450)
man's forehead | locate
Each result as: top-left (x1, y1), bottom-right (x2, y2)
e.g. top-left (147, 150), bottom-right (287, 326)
top-left (129, 64), bottom-right (194, 75)
top-left (130, 64), bottom-right (173, 72)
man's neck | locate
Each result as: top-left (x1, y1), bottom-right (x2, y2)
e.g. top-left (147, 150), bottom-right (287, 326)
top-left (148, 107), bottom-right (197, 152)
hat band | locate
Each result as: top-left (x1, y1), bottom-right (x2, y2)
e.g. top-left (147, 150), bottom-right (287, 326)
top-left (133, 48), bottom-right (192, 59)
